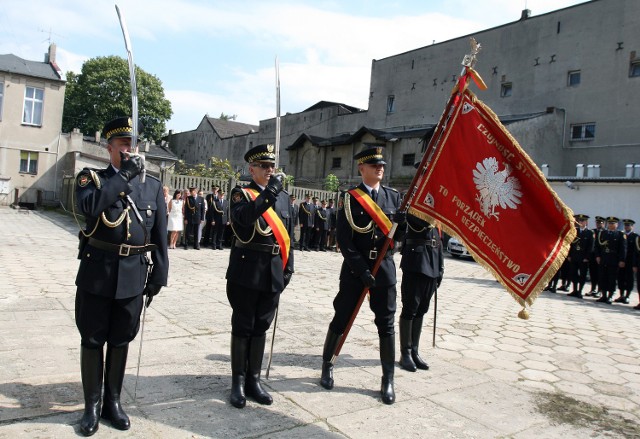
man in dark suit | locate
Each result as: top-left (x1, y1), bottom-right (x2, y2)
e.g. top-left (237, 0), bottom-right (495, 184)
top-left (319, 145), bottom-right (405, 405)
top-left (226, 143), bottom-right (294, 409)
top-left (595, 216), bottom-right (627, 304)
top-left (183, 186), bottom-right (205, 249)
top-left (212, 190), bottom-right (229, 249)
top-left (398, 214), bottom-right (443, 372)
top-left (567, 214), bottom-right (594, 298)
top-left (74, 117), bottom-right (169, 435)
top-left (298, 193), bottom-right (315, 251)
top-left (314, 200), bottom-right (330, 251)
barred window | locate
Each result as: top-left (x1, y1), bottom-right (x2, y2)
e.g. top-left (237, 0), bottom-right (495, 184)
top-left (570, 123), bottom-right (596, 141)
top-left (402, 153), bottom-right (415, 167)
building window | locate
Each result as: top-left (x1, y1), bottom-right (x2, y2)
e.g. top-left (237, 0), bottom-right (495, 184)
top-left (630, 60), bottom-right (640, 78)
top-left (567, 70), bottom-right (581, 86)
top-left (402, 153), bottom-right (415, 167)
top-left (23, 86), bottom-right (44, 126)
top-left (386, 95), bottom-right (395, 113)
top-left (331, 157), bottom-right (342, 169)
top-left (500, 83), bottom-right (512, 97)
top-left (570, 123), bottom-right (596, 141)
top-left (0, 82), bottom-right (4, 120)
top-left (19, 151), bottom-right (39, 174)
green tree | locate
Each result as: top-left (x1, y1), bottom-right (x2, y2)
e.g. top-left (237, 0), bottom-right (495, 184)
top-left (175, 157), bottom-right (239, 179)
top-left (324, 174), bottom-right (340, 192)
top-left (62, 56), bottom-right (173, 142)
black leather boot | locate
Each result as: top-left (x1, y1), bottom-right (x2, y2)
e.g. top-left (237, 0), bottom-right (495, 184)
top-left (399, 318), bottom-right (416, 372)
top-left (245, 335), bottom-right (273, 405)
top-left (79, 346), bottom-right (103, 436)
top-left (379, 335), bottom-right (395, 405)
top-left (230, 335), bottom-right (248, 408)
top-left (320, 329), bottom-right (342, 390)
top-left (411, 316), bottom-right (430, 370)
top-left (101, 344), bottom-right (130, 430)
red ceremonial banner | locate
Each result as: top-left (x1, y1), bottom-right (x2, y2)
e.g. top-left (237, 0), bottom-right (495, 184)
top-left (408, 90), bottom-right (576, 308)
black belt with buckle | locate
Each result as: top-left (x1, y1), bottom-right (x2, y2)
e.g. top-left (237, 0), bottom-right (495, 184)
top-left (234, 240), bottom-right (281, 255)
top-left (88, 238), bottom-right (157, 256)
top-left (405, 238), bottom-right (438, 247)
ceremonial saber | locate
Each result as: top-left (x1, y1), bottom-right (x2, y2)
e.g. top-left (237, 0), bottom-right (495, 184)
top-left (266, 56), bottom-right (281, 379)
top-left (432, 286), bottom-right (437, 347)
top-left (115, 4), bottom-right (145, 183)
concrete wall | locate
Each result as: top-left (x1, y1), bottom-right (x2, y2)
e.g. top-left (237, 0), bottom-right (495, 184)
top-left (367, 0), bottom-right (640, 177)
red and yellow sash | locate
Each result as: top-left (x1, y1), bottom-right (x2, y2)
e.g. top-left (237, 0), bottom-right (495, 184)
top-left (242, 188), bottom-right (291, 269)
top-left (348, 187), bottom-right (394, 247)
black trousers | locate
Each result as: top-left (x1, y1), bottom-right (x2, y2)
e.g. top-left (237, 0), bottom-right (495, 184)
top-left (300, 225), bottom-right (311, 249)
top-left (400, 271), bottom-right (436, 319)
top-left (599, 263), bottom-right (618, 294)
top-left (226, 282), bottom-right (280, 338)
top-left (571, 259), bottom-right (589, 286)
top-left (75, 289), bottom-right (143, 348)
top-left (589, 257), bottom-right (600, 291)
top-left (213, 222), bottom-right (226, 248)
top-left (202, 220), bottom-right (214, 246)
top-left (329, 277), bottom-right (396, 338)
top-left (184, 222), bottom-right (200, 247)
top-left (617, 264), bottom-right (635, 293)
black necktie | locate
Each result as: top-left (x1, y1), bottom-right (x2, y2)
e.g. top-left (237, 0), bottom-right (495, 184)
top-left (371, 189), bottom-right (378, 203)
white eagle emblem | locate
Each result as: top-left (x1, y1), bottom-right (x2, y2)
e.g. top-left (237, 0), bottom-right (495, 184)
top-left (473, 157), bottom-right (522, 221)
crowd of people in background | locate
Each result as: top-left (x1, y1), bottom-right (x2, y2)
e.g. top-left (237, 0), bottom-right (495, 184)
top-left (546, 214), bottom-right (639, 310)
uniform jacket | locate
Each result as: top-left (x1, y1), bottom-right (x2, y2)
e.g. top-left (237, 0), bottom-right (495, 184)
top-left (328, 206), bottom-right (337, 229)
top-left (314, 207), bottom-right (330, 231)
top-left (569, 227), bottom-right (594, 262)
top-left (184, 195), bottom-right (205, 224)
top-left (212, 197), bottom-right (229, 224)
top-left (205, 193), bottom-right (216, 221)
top-left (624, 231), bottom-right (638, 265)
top-left (226, 181), bottom-right (294, 293)
top-left (75, 166), bottom-right (169, 299)
top-left (400, 215), bottom-right (444, 279)
top-left (298, 201), bottom-right (315, 227)
top-left (595, 229), bottom-right (627, 265)
top-left (337, 183), bottom-right (404, 287)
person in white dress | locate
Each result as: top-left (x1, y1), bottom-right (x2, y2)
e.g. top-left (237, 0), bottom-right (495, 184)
top-left (167, 190), bottom-right (184, 249)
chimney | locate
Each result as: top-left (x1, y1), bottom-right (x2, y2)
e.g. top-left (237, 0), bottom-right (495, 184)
top-left (95, 131), bottom-right (101, 143)
top-left (635, 164), bottom-right (640, 178)
top-left (626, 164), bottom-right (634, 178)
top-left (575, 164), bottom-right (584, 178)
top-left (541, 164), bottom-right (549, 177)
top-left (520, 9), bottom-right (531, 20)
top-left (587, 164), bottom-right (600, 178)
top-left (46, 43), bottom-right (63, 79)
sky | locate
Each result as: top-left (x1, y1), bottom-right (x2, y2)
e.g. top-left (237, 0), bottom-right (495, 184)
top-left (0, 0), bottom-right (587, 134)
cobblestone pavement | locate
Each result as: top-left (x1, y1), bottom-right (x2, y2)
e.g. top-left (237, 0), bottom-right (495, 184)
top-left (0, 206), bottom-right (639, 438)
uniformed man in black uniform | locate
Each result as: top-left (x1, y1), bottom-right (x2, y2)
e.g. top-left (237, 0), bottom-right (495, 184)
top-left (399, 214), bottom-right (443, 371)
top-left (298, 193), bottom-right (315, 251)
top-left (183, 186), bottom-right (205, 249)
top-left (74, 117), bottom-right (169, 436)
top-left (595, 216), bottom-right (627, 304)
top-left (226, 144), bottom-right (294, 409)
top-left (212, 190), bottom-right (229, 249)
top-left (614, 219), bottom-right (636, 304)
top-left (567, 214), bottom-right (594, 298)
top-left (319, 146), bottom-right (405, 405)
top-left (314, 200), bottom-right (330, 251)
top-left (203, 186), bottom-right (218, 248)
top-left (587, 216), bottom-right (606, 297)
